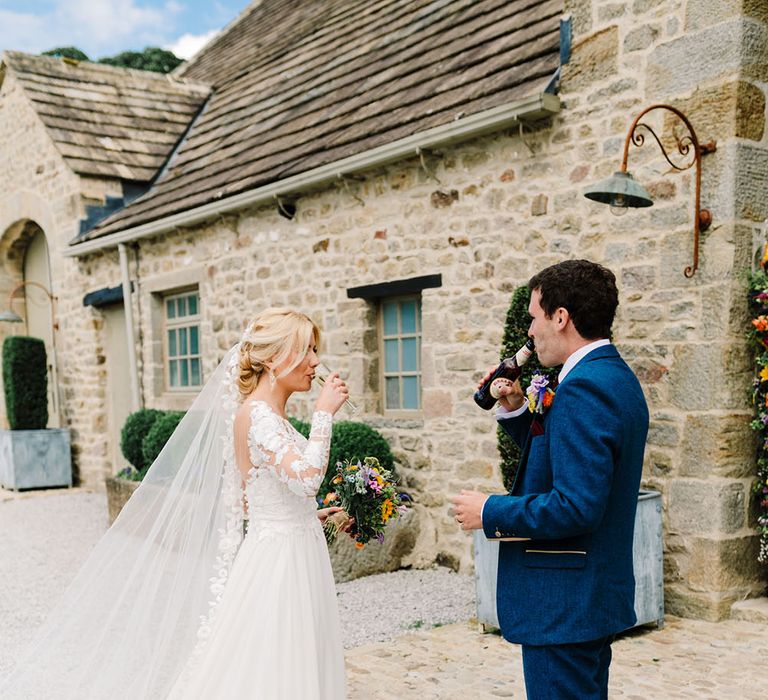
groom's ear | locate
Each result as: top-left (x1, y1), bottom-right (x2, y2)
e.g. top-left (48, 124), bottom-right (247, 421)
top-left (554, 307), bottom-right (569, 329)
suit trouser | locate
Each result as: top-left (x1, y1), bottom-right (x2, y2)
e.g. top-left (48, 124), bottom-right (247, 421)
top-left (521, 635), bottom-right (614, 700)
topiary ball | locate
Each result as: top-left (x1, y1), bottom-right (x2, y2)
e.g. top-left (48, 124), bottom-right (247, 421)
top-left (140, 411), bottom-right (185, 476)
top-left (120, 408), bottom-right (163, 472)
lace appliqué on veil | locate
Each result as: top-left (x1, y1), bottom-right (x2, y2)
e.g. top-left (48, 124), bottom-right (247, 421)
top-left (174, 348), bottom-right (245, 685)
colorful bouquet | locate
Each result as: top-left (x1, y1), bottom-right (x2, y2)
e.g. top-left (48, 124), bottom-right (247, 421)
top-left (321, 456), bottom-right (407, 548)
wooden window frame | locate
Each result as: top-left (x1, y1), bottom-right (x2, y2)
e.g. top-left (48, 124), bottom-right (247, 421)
top-left (378, 294), bottom-right (422, 417)
top-left (163, 288), bottom-right (202, 392)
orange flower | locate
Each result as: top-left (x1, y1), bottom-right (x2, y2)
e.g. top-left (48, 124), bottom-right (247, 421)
top-left (542, 390), bottom-right (554, 408)
top-left (355, 541), bottom-right (365, 550)
top-left (323, 492), bottom-right (337, 505)
top-left (753, 316), bottom-right (768, 332)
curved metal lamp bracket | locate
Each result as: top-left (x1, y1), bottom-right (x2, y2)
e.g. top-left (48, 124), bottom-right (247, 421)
top-left (621, 104), bottom-right (716, 277)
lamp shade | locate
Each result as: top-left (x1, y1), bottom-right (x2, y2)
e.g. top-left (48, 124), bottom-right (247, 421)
top-left (583, 171), bottom-right (654, 209)
top-left (0, 309), bottom-right (23, 323)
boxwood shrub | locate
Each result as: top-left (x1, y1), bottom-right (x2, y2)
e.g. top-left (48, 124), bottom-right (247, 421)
top-left (2, 336), bottom-right (48, 430)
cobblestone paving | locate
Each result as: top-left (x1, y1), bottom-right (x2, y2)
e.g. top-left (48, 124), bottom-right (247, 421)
top-left (346, 616), bottom-right (767, 699)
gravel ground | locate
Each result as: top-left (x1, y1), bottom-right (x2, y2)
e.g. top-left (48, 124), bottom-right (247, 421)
top-left (0, 489), bottom-right (474, 678)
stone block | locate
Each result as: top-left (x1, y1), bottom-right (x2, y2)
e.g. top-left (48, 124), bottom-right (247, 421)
top-left (662, 81), bottom-right (765, 145)
top-left (647, 19), bottom-right (768, 99)
top-left (668, 479), bottom-right (747, 534)
top-left (561, 26), bottom-right (619, 92)
top-left (730, 596), bottom-right (768, 623)
top-left (664, 585), bottom-right (739, 621)
top-left (624, 24), bottom-right (660, 52)
top-left (422, 389), bottom-right (453, 419)
top-left (328, 506), bottom-right (419, 583)
top-left (685, 0), bottom-right (768, 31)
top-left (680, 414), bottom-right (756, 478)
top-left (686, 535), bottom-right (762, 590)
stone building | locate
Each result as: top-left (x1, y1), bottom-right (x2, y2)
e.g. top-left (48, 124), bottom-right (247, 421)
top-left (0, 0), bottom-right (766, 620)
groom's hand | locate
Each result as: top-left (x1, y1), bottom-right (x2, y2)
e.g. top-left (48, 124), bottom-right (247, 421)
top-left (451, 490), bottom-right (488, 530)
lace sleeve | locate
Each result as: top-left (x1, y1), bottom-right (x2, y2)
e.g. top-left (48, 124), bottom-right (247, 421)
top-left (248, 404), bottom-right (333, 497)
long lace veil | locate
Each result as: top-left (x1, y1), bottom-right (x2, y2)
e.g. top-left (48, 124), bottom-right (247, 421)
top-left (1, 346), bottom-right (245, 699)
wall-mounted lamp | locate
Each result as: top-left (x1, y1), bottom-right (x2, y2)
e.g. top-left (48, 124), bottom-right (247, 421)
top-left (0, 281), bottom-right (57, 325)
top-left (583, 103), bottom-right (716, 277)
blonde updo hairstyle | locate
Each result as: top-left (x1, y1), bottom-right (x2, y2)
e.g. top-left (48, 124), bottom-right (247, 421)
top-left (237, 308), bottom-right (320, 401)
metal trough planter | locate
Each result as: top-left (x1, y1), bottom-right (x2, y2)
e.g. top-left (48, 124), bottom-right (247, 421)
top-left (474, 489), bottom-right (664, 630)
top-left (0, 428), bottom-right (72, 490)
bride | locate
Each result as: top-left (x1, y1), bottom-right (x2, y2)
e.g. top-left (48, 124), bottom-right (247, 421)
top-left (1, 308), bottom-right (350, 699)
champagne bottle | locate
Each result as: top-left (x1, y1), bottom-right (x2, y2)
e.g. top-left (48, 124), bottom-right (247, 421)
top-left (473, 338), bottom-right (535, 410)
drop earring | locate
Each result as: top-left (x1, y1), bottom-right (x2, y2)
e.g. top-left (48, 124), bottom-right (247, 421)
top-left (268, 369), bottom-right (276, 391)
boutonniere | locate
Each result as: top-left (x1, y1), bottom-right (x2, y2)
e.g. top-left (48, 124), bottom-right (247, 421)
top-left (526, 373), bottom-right (556, 415)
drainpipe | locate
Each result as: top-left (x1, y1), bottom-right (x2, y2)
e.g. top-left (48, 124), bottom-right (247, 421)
top-left (118, 243), bottom-right (141, 411)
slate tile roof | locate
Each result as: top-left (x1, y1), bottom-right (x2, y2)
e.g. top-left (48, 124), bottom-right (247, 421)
top-left (2, 51), bottom-right (210, 182)
top-left (20, 0), bottom-right (563, 242)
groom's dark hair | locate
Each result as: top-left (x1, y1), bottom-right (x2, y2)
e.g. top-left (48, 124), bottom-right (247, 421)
top-left (528, 259), bottom-right (618, 340)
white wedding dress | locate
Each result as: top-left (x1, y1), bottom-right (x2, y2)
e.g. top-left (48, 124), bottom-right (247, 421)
top-left (168, 400), bottom-right (347, 699)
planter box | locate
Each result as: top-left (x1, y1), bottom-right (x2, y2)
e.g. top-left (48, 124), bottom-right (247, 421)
top-left (474, 489), bottom-right (664, 631)
top-left (0, 428), bottom-right (72, 490)
top-left (105, 476), bottom-right (141, 524)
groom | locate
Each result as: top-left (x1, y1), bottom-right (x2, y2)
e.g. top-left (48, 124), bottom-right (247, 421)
top-left (452, 259), bottom-right (649, 699)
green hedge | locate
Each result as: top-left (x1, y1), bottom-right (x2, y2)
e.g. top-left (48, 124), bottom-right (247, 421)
top-left (141, 411), bottom-right (185, 474)
top-left (2, 336), bottom-right (48, 430)
top-left (120, 408), bottom-right (163, 472)
top-left (119, 408), bottom-right (184, 479)
top-left (497, 286), bottom-right (557, 490)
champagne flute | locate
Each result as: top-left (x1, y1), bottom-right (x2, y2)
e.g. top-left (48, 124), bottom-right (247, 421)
top-left (314, 362), bottom-right (358, 414)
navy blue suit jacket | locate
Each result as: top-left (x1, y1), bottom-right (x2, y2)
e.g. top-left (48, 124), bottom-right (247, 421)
top-left (482, 344), bottom-right (649, 646)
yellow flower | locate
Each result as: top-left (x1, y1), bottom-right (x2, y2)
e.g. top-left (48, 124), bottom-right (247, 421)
top-left (381, 499), bottom-right (394, 522)
top-left (760, 367), bottom-right (768, 382)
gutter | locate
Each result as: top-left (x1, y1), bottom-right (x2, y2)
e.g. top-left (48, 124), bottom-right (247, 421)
top-left (65, 92), bottom-right (560, 258)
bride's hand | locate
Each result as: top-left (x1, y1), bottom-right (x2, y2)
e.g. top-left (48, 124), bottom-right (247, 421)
top-left (316, 507), bottom-right (355, 532)
top-left (316, 371), bottom-right (349, 415)
top-left (316, 506), bottom-right (343, 525)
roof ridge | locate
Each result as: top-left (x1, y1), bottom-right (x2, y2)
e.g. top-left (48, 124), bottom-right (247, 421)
top-left (3, 50), bottom-right (210, 92)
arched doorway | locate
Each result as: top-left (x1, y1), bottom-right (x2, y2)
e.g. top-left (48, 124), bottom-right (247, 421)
top-left (23, 225), bottom-right (58, 427)
top-left (0, 220), bottom-right (59, 428)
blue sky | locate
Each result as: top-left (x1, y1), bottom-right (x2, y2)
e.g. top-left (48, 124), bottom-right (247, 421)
top-left (0, 0), bottom-right (248, 60)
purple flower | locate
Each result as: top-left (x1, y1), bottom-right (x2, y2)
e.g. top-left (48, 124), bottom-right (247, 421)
top-left (376, 533), bottom-right (385, 544)
top-left (529, 374), bottom-right (549, 393)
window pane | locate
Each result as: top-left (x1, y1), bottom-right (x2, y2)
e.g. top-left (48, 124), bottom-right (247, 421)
top-left (384, 339), bottom-right (399, 372)
top-left (190, 326), bottom-right (199, 355)
top-left (403, 376), bottom-right (419, 409)
top-left (166, 299), bottom-right (176, 320)
top-left (188, 294), bottom-right (198, 315)
top-left (169, 360), bottom-right (178, 387)
top-left (400, 300), bottom-right (417, 333)
top-left (179, 327), bottom-right (188, 355)
top-left (385, 377), bottom-right (400, 410)
top-left (383, 302), bottom-right (398, 336)
top-left (177, 297), bottom-right (187, 318)
top-left (168, 330), bottom-right (177, 357)
top-left (180, 360), bottom-right (189, 386)
top-left (190, 358), bottom-right (201, 386)
top-left (401, 337), bottom-right (418, 372)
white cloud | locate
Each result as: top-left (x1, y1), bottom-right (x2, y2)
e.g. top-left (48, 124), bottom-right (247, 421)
top-left (0, 0), bottom-right (186, 58)
top-left (164, 29), bottom-right (218, 60)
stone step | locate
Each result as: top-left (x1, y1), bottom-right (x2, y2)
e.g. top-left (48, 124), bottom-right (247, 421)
top-left (730, 597), bottom-right (768, 624)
